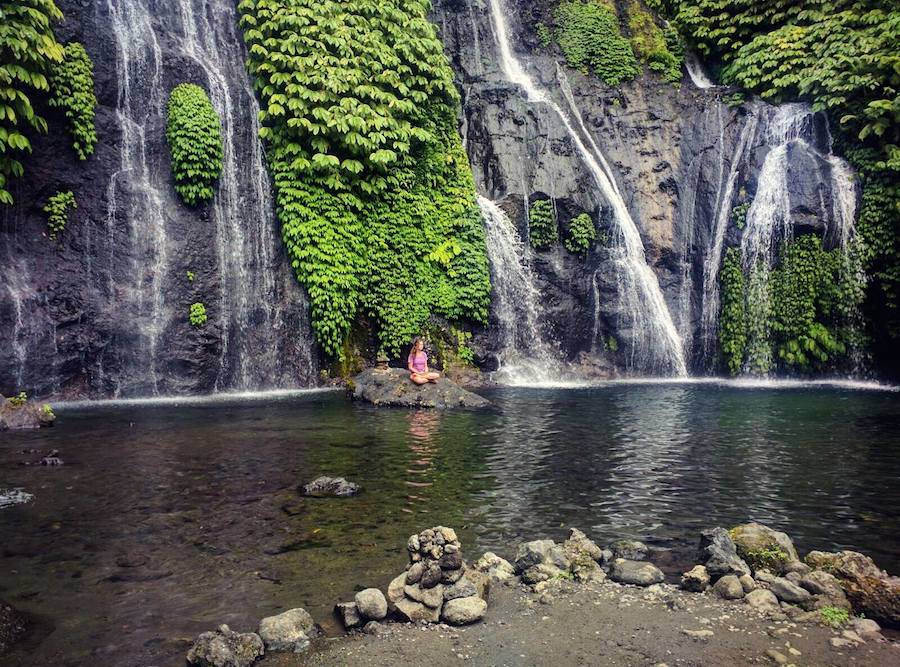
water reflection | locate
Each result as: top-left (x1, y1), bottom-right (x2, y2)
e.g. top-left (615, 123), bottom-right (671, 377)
top-left (404, 410), bottom-right (441, 513)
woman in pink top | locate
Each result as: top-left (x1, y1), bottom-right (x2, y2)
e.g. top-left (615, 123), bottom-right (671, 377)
top-left (407, 337), bottom-right (440, 385)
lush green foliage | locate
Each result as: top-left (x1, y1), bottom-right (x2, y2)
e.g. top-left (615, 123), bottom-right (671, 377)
top-left (47, 42), bottom-right (96, 160)
top-left (189, 302), bottom-right (207, 327)
top-left (42, 189), bottom-right (75, 240)
top-left (166, 84), bottom-right (223, 205)
top-left (718, 247), bottom-right (746, 375)
top-left (731, 201), bottom-right (749, 230)
top-left (0, 0), bottom-right (64, 204)
top-left (237, 0), bottom-right (491, 357)
top-left (820, 607), bottom-right (850, 627)
top-left (186, 270), bottom-right (195, 283)
top-left (744, 546), bottom-right (789, 572)
top-left (536, 22), bottom-right (553, 48)
top-left (626, 2), bottom-right (682, 83)
top-left (564, 212), bottom-right (596, 254)
top-left (6, 391), bottom-right (27, 407)
top-left (528, 199), bottom-right (558, 250)
top-left (555, 0), bottom-right (640, 86)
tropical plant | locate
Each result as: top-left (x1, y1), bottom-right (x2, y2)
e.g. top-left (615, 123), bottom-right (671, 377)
top-left (718, 247), bottom-right (746, 375)
top-left (536, 22), bottom-right (553, 48)
top-left (555, 0), bottom-right (640, 86)
top-left (189, 302), bottom-right (207, 327)
top-left (627, 1), bottom-right (682, 83)
top-left (820, 606), bottom-right (850, 627)
top-left (529, 199), bottom-right (558, 249)
top-left (0, 0), bottom-right (65, 204)
top-left (731, 201), bottom-right (750, 230)
top-left (48, 42), bottom-right (97, 160)
top-left (564, 212), bottom-right (596, 254)
top-left (7, 391), bottom-right (28, 407)
top-left (43, 189), bottom-right (76, 240)
top-left (237, 0), bottom-right (491, 358)
top-left (165, 83), bottom-right (223, 205)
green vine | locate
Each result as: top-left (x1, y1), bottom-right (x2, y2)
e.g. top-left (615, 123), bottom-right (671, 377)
top-left (189, 302), bottom-right (208, 327)
top-left (718, 247), bottom-right (746, 375)
top-left (165, 83), bottom-right (223, 205)
top-left (536, 22), bottom-right (553, 48)
top-left (43, 189), bottom-right (76, 240)
top-left (627, 1), bottom-right (682, 83)
top-left (237, 0), bottom-right (490, 358)
top-left (731, 201), bottom-right (750, 230)
top-left (555, 0), bottom-right (640, 87)
top-left (0, 0), bottom-right (64, 204)
top-left (6, 391), bottom-right (27, 408)
top-left (529, 199), bottom-right (558, 250)
top-left (564, 212), bottom-right (597, 254)
top-left (47, 42), bottom-right (97, 160)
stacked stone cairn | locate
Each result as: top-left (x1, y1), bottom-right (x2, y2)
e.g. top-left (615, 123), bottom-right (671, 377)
top-left (679, 522), bottom-right (897, 639)
top-left (383, 526), bottom-right (490, 626)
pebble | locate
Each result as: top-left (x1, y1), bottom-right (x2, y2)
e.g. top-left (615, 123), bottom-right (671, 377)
top-left (765, 648), bottom-right (788, 664)
top-left (682, 629), bottom-right (714, 639)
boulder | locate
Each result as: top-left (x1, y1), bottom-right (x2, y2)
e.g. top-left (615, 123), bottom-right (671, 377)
top-left (680, 565), bottom-right (710, 592)
top-left (744, 589), bottom-right (781, 613)
top-left (351, 368), bottom-right (490, 409)
top-left (301, 476), bottom-right (360, 497)
top-left (257, 608), bottom-right (314, 653)
top-left (769, 577), bottom-right (812, 605)
top-left (698, 527), bottom-right (751, 579)
top-left (564, 528), bottom-right (603, 562)
top-left (394, 597), bottom-right (440, 623)
top-left (805, 550), bottom-right (900, 626)
top-left (354, 589), bottom-right (387, 621)
top-left (609, 559), bottom-right (664, 587)
top-left (0, 397), bottom-right (55, 431)
top-left (853, 618), bottom-right (882, 639)
top-left (610, 539), bottom-right (648, 561)
top-left (441, 596), bottom-right (487, 625)
top-left (713, 575), bottom-right (745, 600)
top-left (729, 523), bottom-right (798, 573)
top-left (798, 570), bottom-right (850, 611)
top-left (472, 552), bottom-right (516, 581)
top-left (404, 583), bottom-right (444, 608)
top-left (335, 602), bottom-right (362, 629)
top-left (186, 624), bottom-right (264, 667)
top-left (514, 539), bottom-right (569, 573)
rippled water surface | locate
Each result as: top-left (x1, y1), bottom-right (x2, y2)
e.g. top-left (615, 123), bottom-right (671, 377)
top-left (2, 383), bottom-right (899, 666)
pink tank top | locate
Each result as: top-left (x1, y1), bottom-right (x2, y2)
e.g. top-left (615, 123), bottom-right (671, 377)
top-left (408, 350), bottom-right (427, 373)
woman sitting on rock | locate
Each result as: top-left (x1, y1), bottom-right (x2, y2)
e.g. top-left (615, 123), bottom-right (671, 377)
top-left (408, 337), bottom-right (440, 385)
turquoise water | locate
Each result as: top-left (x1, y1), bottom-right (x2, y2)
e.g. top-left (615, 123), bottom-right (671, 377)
top-left (1, 382), bottom-right (898, 665)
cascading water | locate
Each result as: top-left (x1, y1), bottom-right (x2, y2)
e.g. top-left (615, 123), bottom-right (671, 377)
top-left (684, 52), bottom-right (716, 90)
top-left (486, 0), bottom-right (687, 376)
top-left (99, 0), bottom-right (313, 395)
top-left (478, 197), bottom-right (565, 384)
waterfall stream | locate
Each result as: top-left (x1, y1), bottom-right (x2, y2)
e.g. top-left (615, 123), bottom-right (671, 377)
top-left (478, 197), bottom-right (565, 384)
top-left (486, 0), bottom-right (687, 376)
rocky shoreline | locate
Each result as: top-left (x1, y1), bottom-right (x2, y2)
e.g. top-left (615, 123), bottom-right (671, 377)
top-left (179, 523), bottom-right (899, 667)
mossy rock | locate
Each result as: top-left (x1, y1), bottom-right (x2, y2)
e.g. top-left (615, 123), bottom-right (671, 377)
top-left (729, 523), bottom-right (798, 573)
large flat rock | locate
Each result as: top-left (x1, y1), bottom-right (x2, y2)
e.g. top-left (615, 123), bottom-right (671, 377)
top-left (351, 368), bottom-right (490, 409)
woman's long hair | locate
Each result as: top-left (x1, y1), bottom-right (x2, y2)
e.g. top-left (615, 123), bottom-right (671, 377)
top-left (410, 336), bottom-right (423, 358)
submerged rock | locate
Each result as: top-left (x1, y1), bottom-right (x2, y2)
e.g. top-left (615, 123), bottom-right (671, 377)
top-left (301, 476), bottom-right (360, 497)
top-left (186, 624), bottom-right (264, 667)
top-left (257, 608), bottom-right (314, 653)
top-left (351, 367), bottom-right (490, 409)
top-left (610, 539), bottom-right (648, 561)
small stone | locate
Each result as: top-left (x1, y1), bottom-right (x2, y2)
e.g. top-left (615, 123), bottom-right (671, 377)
top-left (745, 589), bottom-right (780, 612)
top-left (258, 608), bottom-right (314, 653)
top-left (405, 583), bottom-right (444, 609)
top-left (441, 567), bottom-right (465, 584)
top-left (439, 527), bottom-right (458, 543)
top-left (740, 574), bottom-right (757, 593)
top-left (609, 559), bottom-right (664, 587)
top-left (421, 564), bottom-right (443, 588)
top-left (680, 565), bottom-right (710, 592)
top-left (841, 629), bottom-right (864, 644)
top-left (186, 625), bottom-right (264, 667)
top-left (830, 637), bottom-right (853, 648)
top-left (441, 596), bottom-right (487, 625)
top-left (439, 550), bottom-right (463, 570)
top-left (355, 588), bottom-right (388, 621)
top-left (406, 562), bottom-right (425, 584)
top-left (394, 597), bottom-right (440, 623)
top-left (769, 577), bottom-right (812, 604)
top-left (444, 578), bottom-right (477, 601)
top-left (713, 575), bottom-right (745, 600)
top-left (682, 629), bottom-right (714, 640)
top-left (335, 602), bottom-right (362, 629)
top-left (755, 569), bottom-right (778, 585)
top-left (408, 534), bottom-right (420, 553)
top-left (463, 568), bottom-right (491, 602)
top-left (765, 648), bottom-right (788, 664)
top-left (362, 621), bottom-right (384, 635)
top-left (787, 647), bottom-right (801, 657)
top-left (445, 544), bottom-right (459, 553)
top-left (473, 552), bottom-right (516, 581)
top-left (852, 618), bottom-right (881, 638)
top-left (387, 573), bottom-right (406, 604)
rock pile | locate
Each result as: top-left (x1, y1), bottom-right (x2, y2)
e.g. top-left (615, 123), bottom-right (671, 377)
top-left (384, 526), bottom-right (490, 625)
top-left (681, 522), bottom-right (897, 632)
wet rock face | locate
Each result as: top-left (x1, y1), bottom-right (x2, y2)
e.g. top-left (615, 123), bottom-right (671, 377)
top-left (431, 0), bottom-right (859, 373)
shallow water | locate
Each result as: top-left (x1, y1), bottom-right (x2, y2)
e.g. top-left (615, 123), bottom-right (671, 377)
top-left (1, 383), bottom-right (899, 666)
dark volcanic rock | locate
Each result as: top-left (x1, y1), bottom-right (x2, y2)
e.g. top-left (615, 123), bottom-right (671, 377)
top-left (351, 368), bottom-right (490, 409)
top-left (698, 527), bottom-right (751, 579)
top-left (0, 601), bottom-right (27, 656)
top-left (0, 397), bottom-right (55, 430)
top-left (301, 476), bottom-right (360, 497)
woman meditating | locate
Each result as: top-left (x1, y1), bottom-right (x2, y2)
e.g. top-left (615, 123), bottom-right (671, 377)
top-left (407, 337), bottom-right (440, 385)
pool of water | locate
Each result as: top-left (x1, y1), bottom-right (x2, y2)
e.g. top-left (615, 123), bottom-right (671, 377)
top-left (2, 382), bottom-right (899, 666)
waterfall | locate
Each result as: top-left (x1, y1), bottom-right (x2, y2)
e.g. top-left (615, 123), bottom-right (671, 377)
top-left (100, 0), bottom-right (313, 395)
top-left (486, 0), bottom-right (687, 376)
top-left (684, 52), bottom-right (716, 89)
top-left (478, 197), bottom-right (565, 384)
